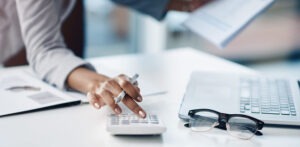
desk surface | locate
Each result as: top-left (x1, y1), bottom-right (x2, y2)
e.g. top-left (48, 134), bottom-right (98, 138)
top-left (0, 48), bottom-right (299, 147)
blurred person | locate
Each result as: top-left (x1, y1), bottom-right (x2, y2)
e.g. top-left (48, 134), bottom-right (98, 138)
top-left (0, 0), bottom-right (211, 118)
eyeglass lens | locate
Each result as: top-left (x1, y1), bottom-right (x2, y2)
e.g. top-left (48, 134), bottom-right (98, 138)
top-left (189, 111), bottom-right (258, 139)
top-left (227, 116), bottom-right (258, 139)
top-left (189, 111), bottom-right (218, 132)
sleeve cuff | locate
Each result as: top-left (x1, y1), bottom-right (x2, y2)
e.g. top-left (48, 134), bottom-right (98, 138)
top-left (53, 56), bottom-right (96, 90)
top-left (112, 0), bottom-right (170, 21)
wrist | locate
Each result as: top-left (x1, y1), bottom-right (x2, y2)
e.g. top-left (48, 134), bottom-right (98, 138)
top-left (67, 67), bottom-right (109, 93)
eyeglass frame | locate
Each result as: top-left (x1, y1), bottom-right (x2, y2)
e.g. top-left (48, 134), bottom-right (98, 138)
top-left (185, 109), bottom-right (265, 136)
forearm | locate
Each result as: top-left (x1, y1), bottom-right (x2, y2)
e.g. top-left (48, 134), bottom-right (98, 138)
top-left (67, 67), bottom-right (109, 93)
top-left (16, 0), bottom-right (94, 90)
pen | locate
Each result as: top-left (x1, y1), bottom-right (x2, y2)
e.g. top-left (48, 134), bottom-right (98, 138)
top-left (81, 74), bottom-right (168, 105)
top-left (114, 74), bottom-right (139, 104)
top-left (81, 91), bottom-right (168, 105)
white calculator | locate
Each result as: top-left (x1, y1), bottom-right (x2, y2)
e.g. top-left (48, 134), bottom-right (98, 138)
top-left (107, 113), bottom-right (167, 135)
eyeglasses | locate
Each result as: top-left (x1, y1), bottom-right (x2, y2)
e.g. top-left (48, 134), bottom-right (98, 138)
top-left (184, 109), bottom-right (264, 140)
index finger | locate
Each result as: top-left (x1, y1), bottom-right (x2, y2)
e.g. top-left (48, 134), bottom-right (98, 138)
top-left (122, 95), bottom-right (146, 118)
top-left (116, 75), bottom-right (142, 102)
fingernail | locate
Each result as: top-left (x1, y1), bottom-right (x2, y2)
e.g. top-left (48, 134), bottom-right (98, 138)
top-left (137, 96), bottom-right (143, 102)
top-left (94, 103), bottom-right (100, 109)
top-left (115, 107), bottom-right (121, 114)
top-left (139, 110), bottom-right (146, 118)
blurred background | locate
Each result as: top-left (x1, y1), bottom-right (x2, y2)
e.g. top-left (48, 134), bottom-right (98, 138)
top-left (84, 0), bottom-right (300, 76)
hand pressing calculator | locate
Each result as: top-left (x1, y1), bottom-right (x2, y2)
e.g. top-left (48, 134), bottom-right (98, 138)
top-left (107, 113), bottom-right (167, 135)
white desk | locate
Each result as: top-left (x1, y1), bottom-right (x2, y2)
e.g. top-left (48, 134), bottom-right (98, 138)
top-left (0, 48), bottom-right (299, 147)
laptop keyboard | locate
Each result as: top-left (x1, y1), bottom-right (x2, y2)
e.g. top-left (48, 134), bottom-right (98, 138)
top-left (240, 78), bottom-right (297, 116)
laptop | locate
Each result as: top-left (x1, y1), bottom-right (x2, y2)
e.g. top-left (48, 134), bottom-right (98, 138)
top-left (179, 71), bottom-right (300, 126)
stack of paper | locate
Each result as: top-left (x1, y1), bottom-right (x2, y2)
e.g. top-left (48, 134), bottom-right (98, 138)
top-left (184, 0), bottom-right (275, 48)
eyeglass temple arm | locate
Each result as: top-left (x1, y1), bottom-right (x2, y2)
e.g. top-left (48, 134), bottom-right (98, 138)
top-left (255, 130), bottom-right (263, 136)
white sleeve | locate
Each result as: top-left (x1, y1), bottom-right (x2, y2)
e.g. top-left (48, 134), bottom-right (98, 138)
top-left (15, 0), bottom-right (95, 89)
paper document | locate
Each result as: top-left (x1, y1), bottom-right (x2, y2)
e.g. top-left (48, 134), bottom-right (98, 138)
top-left (184, 0), bottom-right (274, 48)
top-left (0, 72), bottom-right (81, 117)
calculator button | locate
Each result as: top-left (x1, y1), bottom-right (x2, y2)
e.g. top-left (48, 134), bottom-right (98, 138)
top-left (150, 115), bottom-right (158, 120)
top-left (111, 120), bottom-right (119, 125)
top-left (111, 118), bottom-right (118, 121)
top-left (140, 120), bottom-right (148, 123)
top-left (122, 120), bottom-right (130, 125)
top-left (131, 120), bottom-right (139, 123)
top-left (111, 121), bottom-right (119, 125)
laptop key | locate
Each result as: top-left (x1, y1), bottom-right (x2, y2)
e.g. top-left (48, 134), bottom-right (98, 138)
top-left (240, 88), bottom-right (251, 98)
top-left (251, 107), bottom-right (260, 113)
top-left (244, 104), bottom-right (251, 110)
top-left (281, 110), bottom-right (290, 115)
top-left (262, 111), bottom-right (280, 115)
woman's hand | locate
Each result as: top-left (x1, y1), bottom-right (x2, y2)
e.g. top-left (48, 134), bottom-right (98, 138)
top-left (67, 67), bottom-right (146, 118)
top-left (167, 0), bottom-right (212, 12)
top-left (87, 74), bottom-right (146, 118)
